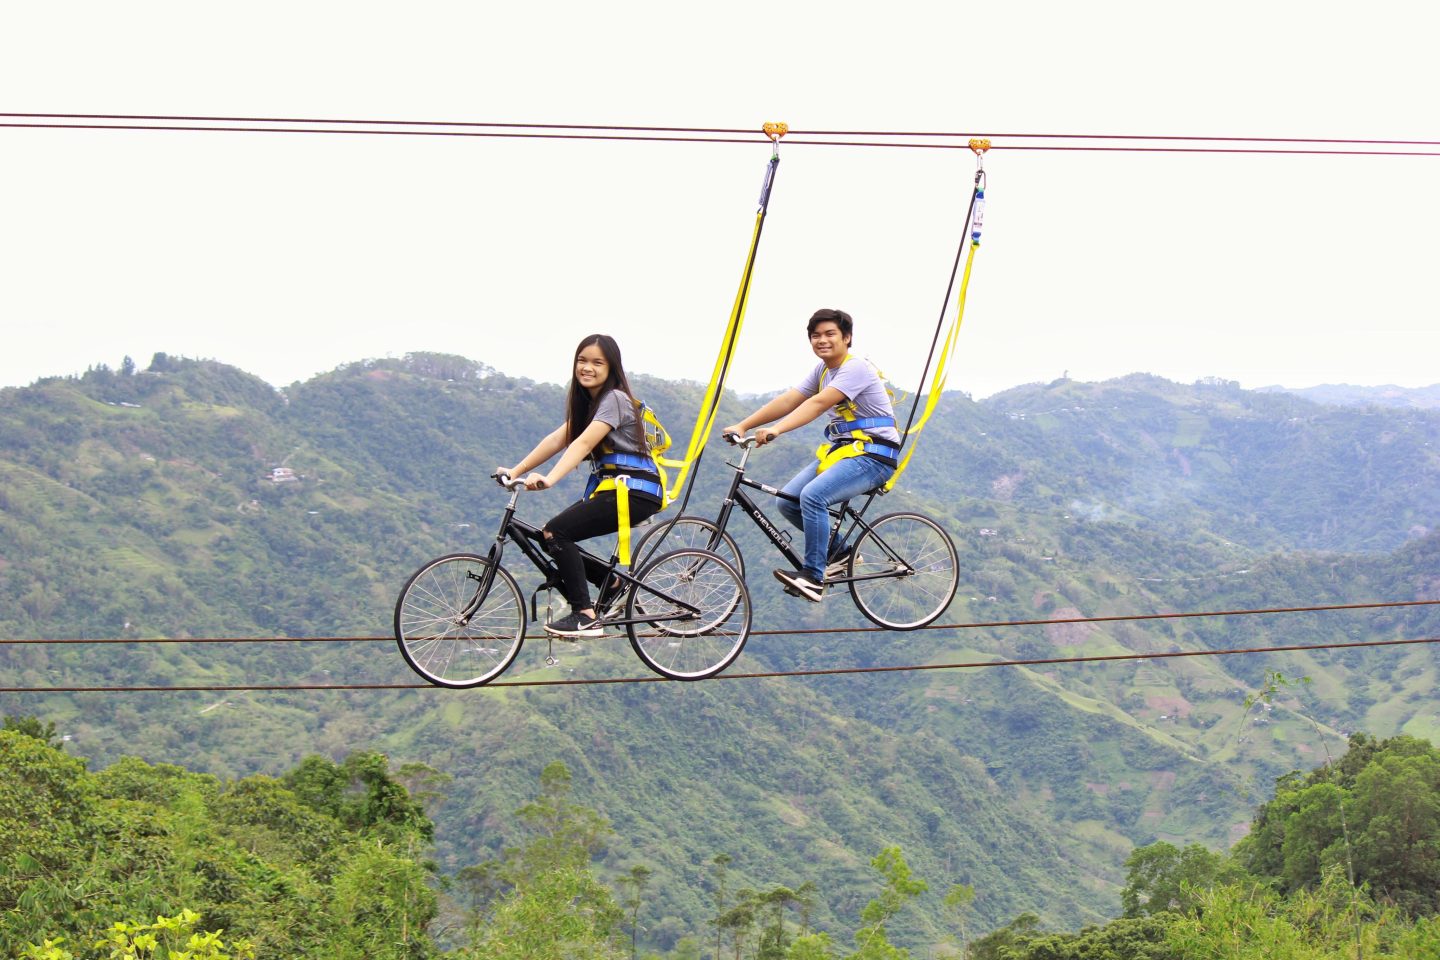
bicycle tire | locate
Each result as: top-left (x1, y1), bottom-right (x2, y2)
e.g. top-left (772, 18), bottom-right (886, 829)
top-left (394, 553), bottom-right (526, 688)
top-left (847, 512), bottom-right (958, 630)
top-left (626, 548), bottom-right (751, 680)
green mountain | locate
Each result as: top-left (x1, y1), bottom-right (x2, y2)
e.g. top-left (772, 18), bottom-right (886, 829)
top-left (2, 354), bottom-right (1438, 952)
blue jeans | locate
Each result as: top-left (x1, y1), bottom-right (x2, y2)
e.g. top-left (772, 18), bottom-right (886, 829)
top-left (777, 455), bottom-right (895, 582)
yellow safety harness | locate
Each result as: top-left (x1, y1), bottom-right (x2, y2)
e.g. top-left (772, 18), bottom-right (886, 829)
top-left (813, 355), bottom-right (902, 474)
top-left (584, 403), bottom-right (673, 566)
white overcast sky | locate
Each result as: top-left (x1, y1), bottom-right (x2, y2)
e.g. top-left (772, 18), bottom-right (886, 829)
top-left (1, 1), bottom-right (1437, 399)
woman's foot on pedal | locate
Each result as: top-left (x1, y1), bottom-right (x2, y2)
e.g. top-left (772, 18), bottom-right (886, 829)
top-left (545, 612), bottom-right (604, 638)
top-left (773, 568), bottom-right (824, 602)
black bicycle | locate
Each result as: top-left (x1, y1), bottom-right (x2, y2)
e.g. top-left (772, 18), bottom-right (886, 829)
top-left (394, 475), bottom-right (751, 687)
top-left (631, 435), bottom-right (958, 630)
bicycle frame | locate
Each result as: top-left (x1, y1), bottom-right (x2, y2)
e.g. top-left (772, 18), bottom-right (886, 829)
top-left (688, 441), bottom-right (908, 586)
top-left (469, 479), bottom-right (704, 629)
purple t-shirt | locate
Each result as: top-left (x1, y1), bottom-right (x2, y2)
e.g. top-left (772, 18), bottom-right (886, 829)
top-left (794, 356), bottom-right (900, 444)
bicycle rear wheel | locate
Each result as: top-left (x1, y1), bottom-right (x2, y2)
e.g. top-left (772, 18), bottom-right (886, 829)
top-left (627, 549), bottom-right (750, 680)
top-left (394, 553), bottom-right (526, 687)
top-left (848, 512), bottom-right (958, 630)
top-left (632, 515), bottom-right (744, 577)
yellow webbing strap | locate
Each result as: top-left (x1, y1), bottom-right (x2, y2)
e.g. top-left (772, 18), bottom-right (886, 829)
top-left (654, 207), bottom-right (766, 499)
top-left (592, 475), bottom-right (634, 566)
top-left (815, 358), bottom-right (859, 472)
top-left (884, 240), bottom-right (980, 492)
top-left (638, 404), bottom-right (673, 507)
top-left (817, 439), bottom-right (871, 473)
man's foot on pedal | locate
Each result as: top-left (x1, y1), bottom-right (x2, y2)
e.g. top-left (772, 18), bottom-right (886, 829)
top-left (545, 612), bottom-right (604, 638)
top-left (773, 568), bottom-right (824, 603)
top-left (824, 548), bottom-right (855, 581)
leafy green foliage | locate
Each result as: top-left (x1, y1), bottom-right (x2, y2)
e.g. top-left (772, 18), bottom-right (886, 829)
top-left (0, 730), bottom-right (437, 957)
top-left (968, 733), bottom-right (1440, 959)
top-left (851, 847), bottom-right (928, 959)
top-left (1120, 842), bottom-right (1242, 917)
top-left (1235, 734), bottom-right (1440, 916)
top-left (464, 761), bottom-right (626, 960)
top-left (1165, 870), bottom-right (1440, 960)
top-left (19, 909), bottom-right (255, 960)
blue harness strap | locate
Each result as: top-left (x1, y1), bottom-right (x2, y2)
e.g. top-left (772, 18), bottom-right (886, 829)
top-left (825, 440), bottom-right (900, 468)
top-left (593, 452), bottom-right (657, 473)
top-left (585, 450), bottom-right (665, 501)
top-left (584, 472), bottom-right (664, 501)
top-left (824, 416), bottom-right (897, 443)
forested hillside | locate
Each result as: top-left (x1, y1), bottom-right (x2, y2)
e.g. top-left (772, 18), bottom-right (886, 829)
top-left (2, 353), bottom-right (1438, 952)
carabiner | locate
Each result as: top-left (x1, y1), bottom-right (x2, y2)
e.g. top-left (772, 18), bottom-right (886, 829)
top-left (764, 121), bottom-right (788, 159)
top-left (969, 137), bottom-right (991, 175)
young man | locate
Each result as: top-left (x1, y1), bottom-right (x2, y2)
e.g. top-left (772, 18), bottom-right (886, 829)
top-left (720, 308), bottom-right (899, 601)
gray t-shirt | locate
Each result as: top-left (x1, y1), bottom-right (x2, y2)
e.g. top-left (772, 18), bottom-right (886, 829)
top-left (589, 389), bottom-right (649, 457)
top-left (794, 357), bottom-right (901, 444)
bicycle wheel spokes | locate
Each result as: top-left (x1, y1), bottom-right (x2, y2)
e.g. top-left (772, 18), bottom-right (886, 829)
top-left (627, 548), bottom-right (751, 680)
top-left (395, 553), bottom-right (526, 687)
top-left (848, 512), bottom-right (958, 630)
top-left (632, 515), bottom-right (745, 577)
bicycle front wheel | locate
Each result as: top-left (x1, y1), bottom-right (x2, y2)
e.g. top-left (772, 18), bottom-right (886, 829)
top-left (394, 553), bottom-right (526, 688)
top-left (848, 512), bottom-right (958, 630)
top-left (627, 549), bottom-right (751, 680)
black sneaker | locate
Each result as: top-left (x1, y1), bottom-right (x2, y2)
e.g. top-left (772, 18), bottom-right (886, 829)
top-left (772, 568), bottom-right (824, 602)
top-left (545, 612), bottom-right (604, 639)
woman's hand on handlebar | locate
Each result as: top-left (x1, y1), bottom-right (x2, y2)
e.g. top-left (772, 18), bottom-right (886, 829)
top-left (492, 468), bottom-right (526, 491)
top-left (522, 473), bottom-right (552, 491)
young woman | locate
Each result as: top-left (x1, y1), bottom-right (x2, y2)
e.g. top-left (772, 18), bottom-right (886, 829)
top-left (720, 308), bottom-right (899, 602)
top-left (498, 334), bottom-right (664, 637)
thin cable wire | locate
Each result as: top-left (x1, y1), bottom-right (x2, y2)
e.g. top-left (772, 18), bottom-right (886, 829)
top-left (3, 120), bottom-right (1439, 157)
top-left (5, 598), bottom-right (1436, 645)
top-left (3, 634), bottom-right (1436, 694)
top-left (4, 113), bottom-right (1439, 146)
top-left (896, 175), bottom-right (979, 445)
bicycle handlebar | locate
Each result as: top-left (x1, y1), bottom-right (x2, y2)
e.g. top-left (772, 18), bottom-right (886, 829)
top-left (722, 432), bottom-right (762, 450)
top-left (492, 472), bottom-right (527, 492)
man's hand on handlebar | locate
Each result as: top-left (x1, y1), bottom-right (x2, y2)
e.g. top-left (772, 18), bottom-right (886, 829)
top-left (721, 432), bottom-right (766, 450)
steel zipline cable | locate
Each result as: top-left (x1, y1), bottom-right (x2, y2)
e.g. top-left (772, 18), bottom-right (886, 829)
top-left (3, 113), bottom-right (1440, 156)
top-left (4, 597), bottom-right (1435, 646)
top-left (3, 599), bottom-right (1438, 693)
top-left (2, 634), bottom-right (1437, 695)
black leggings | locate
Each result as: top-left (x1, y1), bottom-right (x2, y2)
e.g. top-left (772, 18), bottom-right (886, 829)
top-left (543, 491), bottom-right (662, 611)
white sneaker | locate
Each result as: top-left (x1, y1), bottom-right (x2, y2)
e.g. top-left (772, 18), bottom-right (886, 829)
top-left (773, 568), bottom-right (824, 603)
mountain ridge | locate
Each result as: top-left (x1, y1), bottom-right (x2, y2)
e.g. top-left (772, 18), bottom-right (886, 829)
top-left (2, 351), bottom-right (1438, 947)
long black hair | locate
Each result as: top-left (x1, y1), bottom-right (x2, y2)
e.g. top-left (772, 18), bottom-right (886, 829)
top-left (565, 333), bottom-right (646, 450)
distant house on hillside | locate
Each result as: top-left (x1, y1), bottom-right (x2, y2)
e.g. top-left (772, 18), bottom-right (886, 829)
top-left (269, 467), bottom-right (298, 483)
